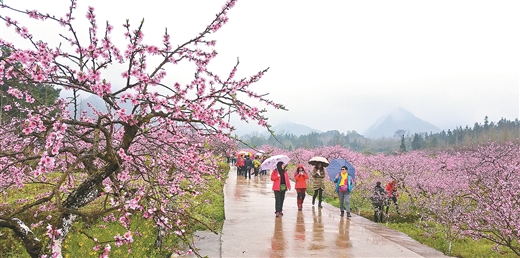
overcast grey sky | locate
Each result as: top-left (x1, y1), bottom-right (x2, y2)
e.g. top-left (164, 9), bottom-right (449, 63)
top-left (4, 0), bottom-right (520, 134)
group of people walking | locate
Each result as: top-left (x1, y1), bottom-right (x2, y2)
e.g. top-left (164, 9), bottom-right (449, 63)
top-left (270, 161), bottom-right (355, 218)
top-left (235, 154), bottom-right (266, 179)
top-left (232, 155), bottom-right (400, 222)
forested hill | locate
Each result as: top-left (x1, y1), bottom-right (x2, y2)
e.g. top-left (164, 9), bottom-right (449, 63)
top-left (239, 116), bottom-right (520, 153)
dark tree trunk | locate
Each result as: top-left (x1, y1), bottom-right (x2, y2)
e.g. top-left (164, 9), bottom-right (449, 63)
top-left (0, 218), bottom-right (43, 258)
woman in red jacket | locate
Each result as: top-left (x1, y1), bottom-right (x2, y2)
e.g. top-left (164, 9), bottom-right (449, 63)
top-left (271, 161), bottom-right (292, 217)
top-left (294, 164), bottom-right (309, 211)
top-left (236, 155), bottom-right (245, 176)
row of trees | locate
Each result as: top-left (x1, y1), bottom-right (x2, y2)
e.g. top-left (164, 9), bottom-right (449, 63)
top-left (408, 116), bottom-right (519, 150)
top-left (239, 116), bottom-right (519, 153)
top-left (241, 130), bottom-right (368, 151)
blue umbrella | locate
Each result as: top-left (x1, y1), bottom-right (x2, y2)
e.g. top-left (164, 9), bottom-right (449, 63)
top-left (327, 158), bottom-right (355, 182)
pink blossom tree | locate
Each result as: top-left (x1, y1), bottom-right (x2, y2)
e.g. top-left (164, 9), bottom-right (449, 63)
top-left (0, 0), bottom-right (284, 257)
top-left (455, 142), bottom-right (520, 256)
top-left (404, 150), bottom-right (469, 255)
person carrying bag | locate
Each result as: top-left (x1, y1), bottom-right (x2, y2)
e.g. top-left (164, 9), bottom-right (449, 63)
top-left (334, 166), bottom-right (354, 217)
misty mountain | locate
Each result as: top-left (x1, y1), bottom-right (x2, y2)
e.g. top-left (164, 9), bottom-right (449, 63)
top-left (262, 121), bottom-right (323, 137)
top-left (237, 121), bottom-right (323, 138)
top-left (363, 107), bottom-right (441, 139)
top-left (68, 94), bottom-right (133, 117)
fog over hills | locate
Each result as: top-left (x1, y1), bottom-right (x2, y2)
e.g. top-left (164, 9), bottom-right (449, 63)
top-left (363, 107), bottom-right (441, 139)
top-left (237, 108), bottom-right (441, 139)
top-left (72, 95), bottom-right (439, 140)
top-left (67, 94), bottom-right (133, 117)
top-left (260, 121), bottom-right (323, 137)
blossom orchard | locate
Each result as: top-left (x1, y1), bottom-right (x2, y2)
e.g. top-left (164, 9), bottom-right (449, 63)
top-left (0, 0), bottom-right (285, 257)
top-left (263, 142), bottom-right (520, 255)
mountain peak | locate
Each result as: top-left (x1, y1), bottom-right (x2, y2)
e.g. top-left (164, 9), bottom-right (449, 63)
top-left (388, 107), bottom-right (414, 119)
top-left (364, 108), bottom-right (440, 139)
top-left (264, 121), bottom-right (322, 137)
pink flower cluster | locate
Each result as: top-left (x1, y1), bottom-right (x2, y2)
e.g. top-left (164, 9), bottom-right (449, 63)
top-left (114, 231), bottom-right (134, 247)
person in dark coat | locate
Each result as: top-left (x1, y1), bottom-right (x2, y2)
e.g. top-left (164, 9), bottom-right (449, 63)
top-left (371, 181), bottom-right (386, 222)
top-left (244, 155), bottom-right (253, 179)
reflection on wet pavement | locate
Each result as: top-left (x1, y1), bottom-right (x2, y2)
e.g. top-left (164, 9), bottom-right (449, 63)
top-left (310, 207), bottom-right (326, 251)
top-left (220, 167), bottom-right (450, 258)
top-left (270, 217), bottom-right (285, 258)
top-left (294, 210), bottom-right (305, 243)
top-left (336, 217), bottom-right (352, 253)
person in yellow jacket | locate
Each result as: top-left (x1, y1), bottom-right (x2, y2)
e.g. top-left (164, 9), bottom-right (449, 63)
top-left (253, 157), bottom-right (261, 177)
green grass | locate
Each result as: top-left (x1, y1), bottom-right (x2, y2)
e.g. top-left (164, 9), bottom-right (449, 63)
top-left (353, 209), bottom-right (518, 257)
top-left (0, 161), bottom-right (228, 257)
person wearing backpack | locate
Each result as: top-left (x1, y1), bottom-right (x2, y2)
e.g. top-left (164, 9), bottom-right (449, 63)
top-left (371, 181), bottom-right (386, 222)
top-left (334, 166), bottom-right (354, 217)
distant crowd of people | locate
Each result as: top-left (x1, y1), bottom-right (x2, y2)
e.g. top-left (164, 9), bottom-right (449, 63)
top-left (228, 153), bottom-right (267, 179)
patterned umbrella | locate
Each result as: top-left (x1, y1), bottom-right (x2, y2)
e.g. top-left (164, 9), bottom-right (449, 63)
top-left (260, 155), bottom-right (290, 171)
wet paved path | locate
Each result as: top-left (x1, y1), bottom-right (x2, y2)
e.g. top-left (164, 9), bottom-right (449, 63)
top-left (194, 167), bottom-right (450, 257)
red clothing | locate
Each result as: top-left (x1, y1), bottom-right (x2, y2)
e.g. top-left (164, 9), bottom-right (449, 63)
top-left (385, 181), bottom-right (398, 197)
top-left (236, 156), bottom-right (244, 167)
top-left (294, 171), bottom-right (309, 189)
top-left (271, 169), bottom-right (292, 191)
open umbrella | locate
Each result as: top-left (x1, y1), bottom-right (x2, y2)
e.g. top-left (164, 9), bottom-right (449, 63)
top-left (327, 158), bottom-right (355, 182)
top-left (308, 156), bottom-right (329, 167)
top-left (237, 150), bottom-right (252, 157)
top-left (260, 154), bottom-right (290, 171)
